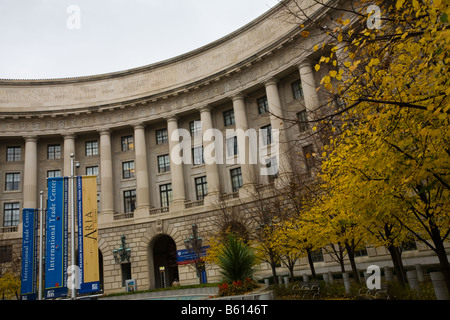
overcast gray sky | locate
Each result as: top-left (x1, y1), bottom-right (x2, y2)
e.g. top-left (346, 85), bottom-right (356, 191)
top-left (0, 0), bottom-right (279, 80)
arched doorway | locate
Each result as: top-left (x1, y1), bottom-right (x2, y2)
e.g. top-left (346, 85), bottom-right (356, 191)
top-left (152, 235), bottom-right (179, 289)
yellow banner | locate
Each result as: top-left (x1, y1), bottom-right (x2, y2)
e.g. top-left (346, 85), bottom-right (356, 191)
top-left (77, 175), bottom-right (100, 289)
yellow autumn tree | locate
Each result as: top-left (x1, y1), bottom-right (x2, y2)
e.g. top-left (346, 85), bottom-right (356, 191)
top-left (307, 0), bottom-right (449, 291)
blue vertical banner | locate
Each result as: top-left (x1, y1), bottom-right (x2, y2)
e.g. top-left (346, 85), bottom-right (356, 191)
top-left (20, 208), bottom-right (38, 300)
top-left (77, 176), bottom-right (100, 294)
top-left (45, 177), bottom-right (69, 299)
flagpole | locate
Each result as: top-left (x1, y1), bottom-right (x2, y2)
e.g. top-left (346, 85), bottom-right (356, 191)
top-left (70, 153), bottom-right (76, 300)
top-left (38, 190), bottom-right (44, 300)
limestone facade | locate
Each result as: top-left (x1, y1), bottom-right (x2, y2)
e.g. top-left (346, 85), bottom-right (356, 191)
top-left (0, 1), bottom-right (442, 294)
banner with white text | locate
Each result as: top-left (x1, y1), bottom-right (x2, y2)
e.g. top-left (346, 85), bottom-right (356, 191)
top-left (77, 175), bottom-right (100, 294)
top-left (45, 177), bottom-right (69, 299)
top-left (20, 208), bottom-right (38, 300)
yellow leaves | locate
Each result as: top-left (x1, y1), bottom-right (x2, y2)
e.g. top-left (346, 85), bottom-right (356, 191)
top-left (342, 19), bottom-right (350, 26)
top-left (337, 33), bottom-right (343, 43)
top-left (329, 70), bottom-right (337, 78)
top-left (313, 44), bottom-right (319, 52)
top-left (301, 31), bottom-right (310, 38)
top-left (396, 0), bottom-right (405, 10)
top-left (315, 64), bottom-right (320, 72)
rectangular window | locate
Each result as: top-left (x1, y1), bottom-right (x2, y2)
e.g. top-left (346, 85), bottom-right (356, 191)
top-left (192, 146), bottom-right (204, 165)
top-left (230, 167), bottom-right (243, 192)
top-left (261, 124), bottom-right (272, 146)
top-left (86, 166), bottom-right (99, 176)
top-left (121, 135), bottom-right (134, 151)
top-left (226, 136), bottom-right (238, 157)
top-left (223, 109), bottom-right (235, 126)
top-left (0, 246), bottom-right (13, 263)
top-left (156, 128), bottom-right (168, 145)
top-left (47, 170), bottom-right (61, 178)
top-left (86, 141), bottom-right (99, 156)
top-left (4, 202), bottom-right (20, 227)
top-left (48, 144), bottom-right (61, 160)
top-left (6, 147), bottom-right (21, 162)
top-left (297, 110), bottom-right (308, 132)
top-left (159, 184), bottom-right (173, 207)
top-left (5, 173), bottom-right (20, 191)
top-left (292, 80), bottom-right (303, 99)
top-left (189, 120), bottom-right (202, 137)
top-left (257, 96), bottom-right (269, 114)
top-left (303, 144), bottom-right (316, 171)
top-left (157, 154), bottom-right (171, 173)
top-left (195, 176), bottom-right (208, 200)
top-left (123, 190), bottom-right (136, 213)
top-left (311, 249), bottom-right (324, 263)
top-left (122, 161), bottom-right (135, 179)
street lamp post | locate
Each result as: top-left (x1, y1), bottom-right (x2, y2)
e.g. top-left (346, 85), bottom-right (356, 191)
top-left (184, 224), bottom-right (207, 284)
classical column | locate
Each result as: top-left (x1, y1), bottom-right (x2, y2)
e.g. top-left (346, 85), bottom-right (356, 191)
top-left (264, 78), bottom-right (293, 184)
top-left (298, 59), bottom-right (320, 117)
top-left (99, 129), bottom-right (114, 215)
top-left (23, 136), bottom-right (38, 209)
top-left (166, 116), bottom-right (186, 210)
top-left (63, 134), bottom-right (76, 177)
top-left (231, 94), bottom-right (256, 197)
top-left (198, 106), bottom-right (221, 204)
top-left (133, 124), bottom-right (150, 213)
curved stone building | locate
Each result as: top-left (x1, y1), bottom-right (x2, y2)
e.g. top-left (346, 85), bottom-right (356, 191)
top-left (0, 0), bottom-right (441, 295)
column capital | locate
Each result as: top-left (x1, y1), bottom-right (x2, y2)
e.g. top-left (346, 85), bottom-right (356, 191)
top-left (24, 135), bottom-right (38, 143)
top-left (132, 122), bottom-right (146, 130)
top-left (98, 128), bottom-right (111, 136)
top-left (63, 132), bottom-right (77, 140)
top-left (298, 58), bottom-right (315, 70)
top-left (231, 93), bottom-right (245, 103)
top-left (264, 77), bottom-right (279, 87)
top-left (164, 114), bottom-right (179, 122)
top-left (197, 104), bottom-right (212, 114)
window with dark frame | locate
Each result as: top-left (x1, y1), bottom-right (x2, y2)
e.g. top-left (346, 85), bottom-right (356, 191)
top-left (311, 248), bottom-right (324, 262)
top-left (6, 147), bottom-right (21, 162)
top-left (3, 202), bottom-right (20, 227)
top-left (189, 120), bottom-right (202, 137)
top-left (0, 245), bottom-right (13, 263)
top-left (122, 161), bottom-right (135, 179)
top-left (303, 144), bottom-right (316, 171)
top-left (47, 170), bottom-right (61, 178)
top-left (297, 110), bottom-right (309, 132)
top-left (123, 189), bottom-right (136, 213)
top-left (226, 136), bottom-right (239, 157)
top-left (156, 128), bottom-right (168, 145)
top-left (230, 167), bottom-right (243, 192)
top-left (157, 154), bottom-right (171, 173)
top-left (260, 124), bottom-right (272, 146)
top-left (257, 96), bottom-right (269, 114)
top-left (192, 146), bottom-right (204, 165)
top-left (86, 141), bottom-right (98, 156)
top-left (47, 144), bottom-right (61, 160)
top-left (223, 109), bottom-right (235, 126)
top-left (292, 80), bottom-right (304, 99)
top-left (121, 135), bottom-right (134, 151)
top-left (195, 176), bottom-right (208, 200)
top-left (5, 173), bottom-right (20, 191)
top-left (86, 166), bottom-right (99, 183)
top-left (159, 183), bottom-right (173, 207)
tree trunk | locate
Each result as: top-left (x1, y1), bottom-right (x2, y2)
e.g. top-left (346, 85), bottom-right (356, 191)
top-left (306, 248), bottom-right (317, 280)
top-left (345, 240), bottom-right (360, 284)
top-left (387, 245), bottom-right (407, 287)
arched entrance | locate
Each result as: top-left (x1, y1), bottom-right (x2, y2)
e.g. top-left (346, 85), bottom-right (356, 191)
top-left (152, 235), bottom-right (179, 289)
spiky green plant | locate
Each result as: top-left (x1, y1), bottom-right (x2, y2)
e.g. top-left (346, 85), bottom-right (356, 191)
top-left (216, 233), bottom-right (257, 283)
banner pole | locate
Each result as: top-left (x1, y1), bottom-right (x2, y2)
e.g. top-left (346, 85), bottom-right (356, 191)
top-left (38, 191), bottom-right (44, 300)
top-left (70, 154), bottom-right (76, 300)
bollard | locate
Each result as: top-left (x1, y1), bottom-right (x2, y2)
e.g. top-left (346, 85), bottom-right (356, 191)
top-left (384, 267), bottom-right (393, 282)
top-left (264, 278), bottom-right (270, 286)
top-left (407, 270), bottom-right (421, 296)
top-left (342, 273), bottom-right (351, 294)
top-left (328, 271), bottom-right (334, 284)
top-left (322, 273), bottom-right (329, 286)
top-left (302, 273), bottom-right (309, 284)
top-left (415, 264), bottom-right (425, 282)
top-left (430, 272), bottom-right (450, 300)
top-left (284, 276), bottom-right (290, 286)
